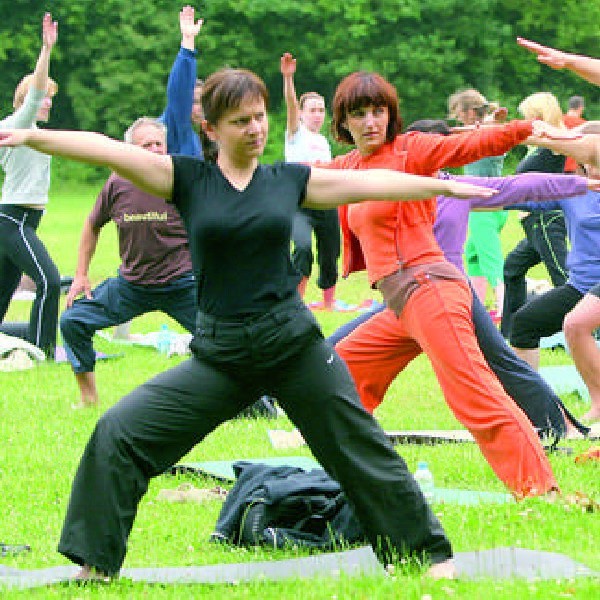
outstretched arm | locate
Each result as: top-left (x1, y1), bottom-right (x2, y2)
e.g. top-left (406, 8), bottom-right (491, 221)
top-left (0, 129), bottom-right (173, 198)
top-left (31, 13), bottom-right (57, 95)
top-left (66, 218), bottom-right (100, 308)
top-left (456, 172), bottom-right (598, 211)
top-left (304, 167), bottom-right (496, 209)
top-left (527, 134), bottom-right (600, 169)
top-left (280, 53), bottom-right (300, 137)
top-left (517, 38), bottom-right (600, 86)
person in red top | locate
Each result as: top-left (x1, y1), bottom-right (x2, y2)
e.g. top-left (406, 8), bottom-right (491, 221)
top-left (327, 71), bottom-right (558, 498)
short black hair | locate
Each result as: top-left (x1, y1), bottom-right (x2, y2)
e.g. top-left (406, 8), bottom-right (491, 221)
top-left (405, 119), bottom-right (451, 135)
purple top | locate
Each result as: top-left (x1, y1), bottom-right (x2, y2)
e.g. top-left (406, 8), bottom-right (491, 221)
top-left (435, 172), bottom-right (588, 272)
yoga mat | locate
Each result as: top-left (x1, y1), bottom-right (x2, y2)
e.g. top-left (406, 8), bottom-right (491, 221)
top-left (386, 430), bottom-right (474, 445)
top-left (539, 331), bottom-right (568, 350)
top-left (1, 546), bottom-right (596, 588)
top-left (267, 429), bottom-right (476, 450)
top-left (539, 365), bottom-right (589, 401)
top-left (0, 544), bottom-right (30, 558)
top-left (170, 457), bottom-right (322, 481)
top-left (53, 346), bottom-right (124, 364)
top-left (430, 488), bottom-right (512, 505)
top-left (170, 459), bottom-right (511, 505)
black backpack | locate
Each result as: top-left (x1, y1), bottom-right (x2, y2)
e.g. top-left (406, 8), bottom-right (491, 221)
top-left (210, 462), bottom-right (365, 550)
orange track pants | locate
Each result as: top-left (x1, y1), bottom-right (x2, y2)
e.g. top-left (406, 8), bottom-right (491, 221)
top-left (335, 278), bottom-right (557, 497)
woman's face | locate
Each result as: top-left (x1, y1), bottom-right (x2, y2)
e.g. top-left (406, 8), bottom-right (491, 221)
top-left (36, 95), bottom-right (53, 123)
top-left (343, 104), bottom-right (389, 155)
top-left (300, 97), bottom-right (326, 134)
top-left (206, 95), bottom-right (268, 162)
top-left (455, 106), bottom-right (479, 126)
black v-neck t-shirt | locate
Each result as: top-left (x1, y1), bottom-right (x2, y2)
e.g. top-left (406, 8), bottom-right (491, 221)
top-left (171, 156), bottom-right (311, 317)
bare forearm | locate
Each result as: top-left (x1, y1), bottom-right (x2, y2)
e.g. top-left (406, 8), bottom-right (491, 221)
top-left (75, 220), bottom-right (99, 277)
top-left (31, 45), bottom-right (52, 93)
top-left (181, 33), bottom-right (195, 50)
top-left (563, 54), bottom-right (600, 86)
top-left (305, 168), bottom-right (481, 208)
top-left (22, 129), bottom-right (173, 197)
top-left (529, 135), bottom-right (600, 169)
top-left (283, 76), bottom-right (300, 135)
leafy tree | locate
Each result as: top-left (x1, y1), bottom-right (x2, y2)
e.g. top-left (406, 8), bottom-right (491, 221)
top-left (0, 0), bottom-right (598, 165)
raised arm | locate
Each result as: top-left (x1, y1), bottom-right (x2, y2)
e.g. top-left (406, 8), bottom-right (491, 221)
top-left (0, 129), bottom-right (173, 198)
top-left (66, 218), bottom-right (100, 308)
top-left (31, 13), bottom-right (57, 95)
top-left (304, 167), bottom-right (496, 209)
top-left (517, 38), bottom-right (600, 86)
top-left (161, 6), bottom-right (204, 155)
top-left (280, 53), bottom-right (301, 137)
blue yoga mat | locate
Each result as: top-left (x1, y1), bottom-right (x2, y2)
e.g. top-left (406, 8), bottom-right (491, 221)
top-left (539, 364), bottom-right (590, 401)
top-left (53, 346), bottom-right (124, 364)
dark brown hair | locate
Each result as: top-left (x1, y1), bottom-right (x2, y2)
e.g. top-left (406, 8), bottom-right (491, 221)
top-left (331, 71), bottom-right (402, 145)
top-left (201, 68), bottom-right (269, 125)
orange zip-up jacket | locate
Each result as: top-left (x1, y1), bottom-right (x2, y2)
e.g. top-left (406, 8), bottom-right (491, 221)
top-left (329, 121), bottom-right (533, 285)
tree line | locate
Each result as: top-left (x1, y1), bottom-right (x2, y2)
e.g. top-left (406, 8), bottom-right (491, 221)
top-left (1, 0), bottom-right (599, 168)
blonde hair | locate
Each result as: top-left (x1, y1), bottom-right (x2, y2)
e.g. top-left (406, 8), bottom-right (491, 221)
top-left (124, 117), bottom-right (166, 144)
top-left (13, 74), bottom-right (58, 109)
top-left (299, 91), bottom-right (324, 110)
top-left (518, 92), bottom-right (565, 128)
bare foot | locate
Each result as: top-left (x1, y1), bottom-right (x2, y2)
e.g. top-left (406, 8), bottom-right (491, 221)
top-left (73, 564), bottom-right (112, 583)
top-left (581, 407), bottom-right (600, 423)
top-left (426, 558), bottom-right (456, 579)
top-left (564, 426), bottom-right (585, 440)
top-left (71, 399), bottom-right (100, 410)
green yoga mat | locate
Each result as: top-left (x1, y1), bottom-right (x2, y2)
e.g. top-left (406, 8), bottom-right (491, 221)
top-left (170, 458), bottom-right (512, 505)
top-left (170, 456), bottom-right (321, 481)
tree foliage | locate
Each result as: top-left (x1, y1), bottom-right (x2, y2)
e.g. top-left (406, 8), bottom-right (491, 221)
top-left (1, 0), bottom-right (599, 158)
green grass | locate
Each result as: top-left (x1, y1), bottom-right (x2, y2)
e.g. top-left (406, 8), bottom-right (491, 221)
top-left (1, 182), bottom-right (599, 598)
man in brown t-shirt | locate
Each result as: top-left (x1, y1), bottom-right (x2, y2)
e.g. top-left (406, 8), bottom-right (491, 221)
top-left (60, 118), bottom-right (196, 406)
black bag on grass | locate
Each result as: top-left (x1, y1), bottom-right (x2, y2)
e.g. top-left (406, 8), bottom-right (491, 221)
top-left (210, 461), bottom-right (365, 550)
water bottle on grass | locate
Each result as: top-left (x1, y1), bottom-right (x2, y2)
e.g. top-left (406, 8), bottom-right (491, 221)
top-left (156, 324), bottom-right (172, 356)
top-left (414, 461), bottom-right (435, 501)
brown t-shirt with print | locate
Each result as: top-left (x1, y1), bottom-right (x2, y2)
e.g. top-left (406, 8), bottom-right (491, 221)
top-left (89, 173), bottom-right (192, 285)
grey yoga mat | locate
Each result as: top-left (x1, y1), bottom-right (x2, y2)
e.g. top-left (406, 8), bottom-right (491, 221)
top-left (1, 546), bottom-right (597, 589)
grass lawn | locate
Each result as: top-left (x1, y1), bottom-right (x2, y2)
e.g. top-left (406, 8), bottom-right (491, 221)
top-left (1, 180), bottom-right (598, 598)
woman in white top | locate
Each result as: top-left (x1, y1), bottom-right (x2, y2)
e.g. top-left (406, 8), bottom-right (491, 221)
top-left (0, 13), bottom-right (59, 358)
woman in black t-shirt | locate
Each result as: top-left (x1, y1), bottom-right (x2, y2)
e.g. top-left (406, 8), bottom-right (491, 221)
top-left (0, 67), bottom-right (500, 582)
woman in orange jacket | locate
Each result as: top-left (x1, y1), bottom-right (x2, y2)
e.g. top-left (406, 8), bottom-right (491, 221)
top-left (328, 71), bottom-right (557, 498)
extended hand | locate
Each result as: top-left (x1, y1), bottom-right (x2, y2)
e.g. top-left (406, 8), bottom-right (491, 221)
top-left (532, 120), bottom-right (583, 140)
top-left (42, 12), bottom-right (58, 50)
top-left (0, 129), bottom-right (30, 148)
top-left (280, 52), bottom-right (297, 76)
top-left (66, 275), bottom-right (93, 309)
top-left (180, 5), bottom-right (203, 40)
top-left (445, 181), bottom-right (498, 199)
top-left (517, 38), bottom-right (570, 70)
top-left (586, 179), bottom-right (600, 192)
